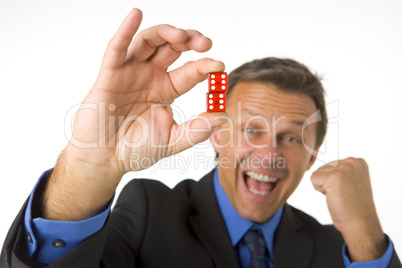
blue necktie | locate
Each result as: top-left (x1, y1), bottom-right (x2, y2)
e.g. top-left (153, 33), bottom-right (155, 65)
top-left (242, 230), bottom-right (268, 268)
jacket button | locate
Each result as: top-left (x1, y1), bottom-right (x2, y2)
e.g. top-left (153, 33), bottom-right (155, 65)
top-left (52, 239), bottom-right (65, 248)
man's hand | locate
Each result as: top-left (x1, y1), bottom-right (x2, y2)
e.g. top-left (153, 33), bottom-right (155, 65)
top-left (311, 157), bottom-right (388, 262)
top-left (43, 8), bottom-right (228, 221)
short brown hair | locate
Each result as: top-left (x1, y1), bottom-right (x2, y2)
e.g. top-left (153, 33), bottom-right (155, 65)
top-left (227, 57), bottom-right (327, 148)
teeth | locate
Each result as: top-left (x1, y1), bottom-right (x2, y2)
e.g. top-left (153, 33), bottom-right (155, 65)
top-left (245, 171), bottom-right (278, 183)
top-left (248, 187), bottom-right (270, 196)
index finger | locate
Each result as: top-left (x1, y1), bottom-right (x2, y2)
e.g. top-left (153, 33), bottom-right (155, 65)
top-left (143, 30), bottom-right (213, 70)
top-left (128, 26), bottom-right (212, 62)
top-left (167, 58), bottom-right (225, 98)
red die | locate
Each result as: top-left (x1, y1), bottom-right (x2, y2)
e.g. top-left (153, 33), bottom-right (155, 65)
top-left (208, 72), bottom-right (228, 92)
top-left (206, 92), bottom-right (226, 112)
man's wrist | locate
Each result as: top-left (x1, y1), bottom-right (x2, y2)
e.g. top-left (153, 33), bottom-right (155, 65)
top-left (341, 223), bottom-right (388, 262)
top-left (42, 149), bottom-right (120, 221)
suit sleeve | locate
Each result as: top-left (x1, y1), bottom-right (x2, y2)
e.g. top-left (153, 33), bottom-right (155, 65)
top-left (23, 169), bottom-right (112, 266)
top-left (0, 173), bottom-right (149, 268)
top-left (342, 235), bottom-right (401, 268)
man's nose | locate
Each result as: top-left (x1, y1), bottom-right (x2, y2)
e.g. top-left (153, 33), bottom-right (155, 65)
top-left (251, 134), bottom-right (282, 164)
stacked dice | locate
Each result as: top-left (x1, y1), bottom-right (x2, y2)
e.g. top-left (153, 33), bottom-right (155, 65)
top-left (206, 72), bottom-right (227, 112)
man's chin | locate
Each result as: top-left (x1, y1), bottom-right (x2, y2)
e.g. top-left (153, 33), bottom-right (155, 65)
top-left (236, 201), bottom-right (278, 224)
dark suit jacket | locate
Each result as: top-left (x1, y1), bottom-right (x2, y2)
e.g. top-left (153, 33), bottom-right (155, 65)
top-left (1, 170), bottom-right (401, 267)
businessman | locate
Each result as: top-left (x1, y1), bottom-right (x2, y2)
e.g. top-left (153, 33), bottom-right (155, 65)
top-left (1, 8), bottom-right (400, 268)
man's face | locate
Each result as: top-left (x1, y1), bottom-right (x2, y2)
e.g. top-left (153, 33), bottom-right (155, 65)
top-left (211, 82), bottom-right (319, 223)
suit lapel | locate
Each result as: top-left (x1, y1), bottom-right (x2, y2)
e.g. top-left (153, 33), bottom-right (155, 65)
top-left (188, 170), bottom-right (239, 268)
top-left (188, 171), bottom-right (315, 268)
top-left (273, 204), bottom-right (314, 267)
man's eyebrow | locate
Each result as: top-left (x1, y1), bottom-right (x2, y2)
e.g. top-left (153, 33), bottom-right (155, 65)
top-left (291, 120), bottom-right (304, 126)
top-left (276, 120), bottom-right (305, 130)
top-left (240, 109), bottom-right (307, 126)
top-left (279, 121), bottom-right (305, 129)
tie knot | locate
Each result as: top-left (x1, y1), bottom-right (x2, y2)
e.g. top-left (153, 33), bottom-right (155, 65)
top-left (242, 229), bottom-right (267, 260)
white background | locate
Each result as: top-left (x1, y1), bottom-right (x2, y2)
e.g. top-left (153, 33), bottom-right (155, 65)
top-left (1, 0), bottom-right (401, 258)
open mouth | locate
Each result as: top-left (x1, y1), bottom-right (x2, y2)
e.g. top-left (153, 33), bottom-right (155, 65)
top-left (243, 171), bottom-right (278, 196)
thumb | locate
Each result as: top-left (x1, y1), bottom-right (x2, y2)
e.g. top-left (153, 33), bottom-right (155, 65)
top-left (168, 112), bottom-right (228, 155)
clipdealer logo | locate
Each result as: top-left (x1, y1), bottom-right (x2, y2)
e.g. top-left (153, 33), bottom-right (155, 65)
top-left (64, 100), bottom-right (339, 169)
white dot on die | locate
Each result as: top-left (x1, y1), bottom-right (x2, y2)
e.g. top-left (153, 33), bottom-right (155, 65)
top-left (211, 86), bottom-right (215, 90)
top-left (209, 94), bottom-right (213, 98)
top-left (211, 80), bottom-right (215, 84)
top-left (209, 100), bottom-right (213, 104)
top-left (221, 74), bottom-right (226, 78)
top-left (211, 74), bottom-right (215, 78)
top-left (222, 86), bottom-right (226, 90)
top-left (219, 94), bottom-right (223, 98)
top-left (219, 100), bottom-right (224, 104)
top-left (220, 105), bottom-right (224, 109)
top-left (209, 105), bottom-right (214, 109)
top-left (222, 80), bottom-right (226, 84)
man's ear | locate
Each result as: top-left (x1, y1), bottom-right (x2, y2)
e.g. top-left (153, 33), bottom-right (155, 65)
top-left (307, 147), bottom-right (319, 170)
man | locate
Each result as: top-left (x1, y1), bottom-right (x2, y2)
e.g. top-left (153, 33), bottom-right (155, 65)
top-left (1, 8), bottom-right (400, 267)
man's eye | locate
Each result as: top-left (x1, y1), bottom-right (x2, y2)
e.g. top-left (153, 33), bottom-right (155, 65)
top-left (285, 136), bottom-right (297, 142)
top-left (246, 128), bottom-right (256, 133)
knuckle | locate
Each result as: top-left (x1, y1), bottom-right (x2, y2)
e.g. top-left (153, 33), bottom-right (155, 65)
top-left (344, 157), bottom-right (357, 165)
top-left (339, 158), bottom-right (356, 170)
top-left (358, 157), bottom-right (368, 166)
top-left (183, 60), bottom-right (195, 67)
top-left (310, 172), bottom-right (319, 181)
top-left (106, 39), bottom-right (116, 49)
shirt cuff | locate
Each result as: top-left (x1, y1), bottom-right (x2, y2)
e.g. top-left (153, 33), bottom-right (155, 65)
top-left (24, 168), bottom-right (113, 266)
top-left (343, 235), bottom-right (394, 268)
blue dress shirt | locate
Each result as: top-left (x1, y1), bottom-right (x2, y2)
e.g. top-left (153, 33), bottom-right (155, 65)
top-left (25, 168), bottom-right (394, 267)
top-left (212, 169), bottom-right (394, 268)
top-left (212, 169), bottom-right (283, 267)
top-left (24, 169), bottom-right (112, 266)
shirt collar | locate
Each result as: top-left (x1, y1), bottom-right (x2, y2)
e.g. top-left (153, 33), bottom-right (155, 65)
top-left (213, 169), bottom-right (283, 255)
